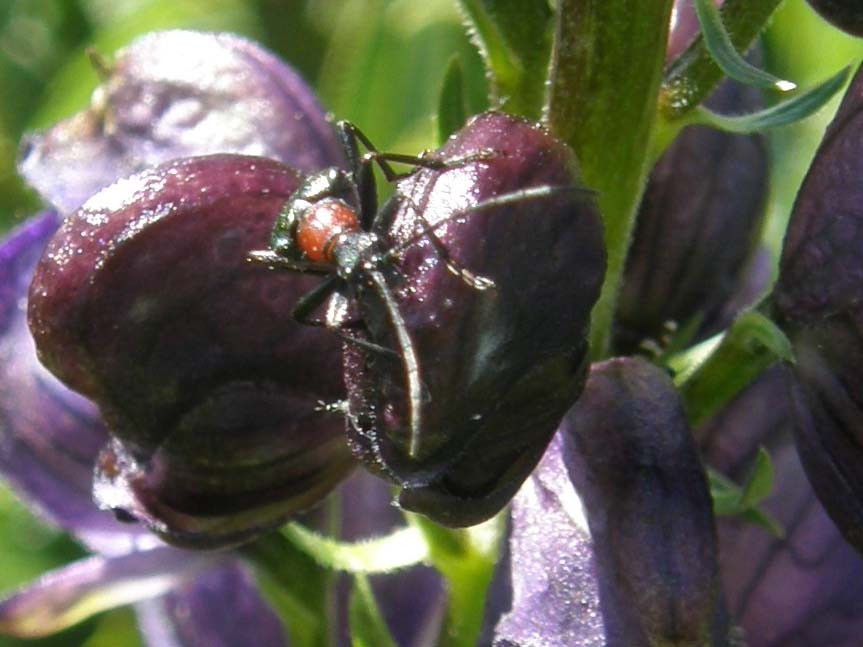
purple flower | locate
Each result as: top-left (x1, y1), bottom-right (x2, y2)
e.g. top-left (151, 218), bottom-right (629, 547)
top-left (342, 112), bottom-right (606, 528)
top-left (0, 29), bottom-right (350, 644)
top-left (490, 358), bottom-right (726, 646)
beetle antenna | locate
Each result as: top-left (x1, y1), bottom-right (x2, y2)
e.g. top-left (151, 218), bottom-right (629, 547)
top-left (367, 269), bottom-right (425, 459)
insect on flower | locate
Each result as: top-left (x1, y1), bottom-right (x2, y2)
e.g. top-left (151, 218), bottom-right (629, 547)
top-left (250, 112), bottom-right (606, 526)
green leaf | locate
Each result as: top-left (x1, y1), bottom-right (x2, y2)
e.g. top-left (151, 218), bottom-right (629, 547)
top-left (280, 523), bottom-right (428, 574)
top-left (692, 0), bottom-right (795, 91)
top-left (438, 56), bottom-right (469, 144)
top-left (739, 447), bottom-right (775, 509)
top-left (240, 533), bottom-right (331, 647)
top-left (707, 463), bottom-right (784, 538)
top-left (349, 575), bottom-right (399, 647)
top-left (669, 310), bottom-right (793, 428)
top-left (407, 514), bottom-right (503, 647)
top-left (691, 66), bottom-right (851, 133)
top-left (660, 0), bottom-right (786, 119)
top-left (456, 0), bottom-right (552, 119)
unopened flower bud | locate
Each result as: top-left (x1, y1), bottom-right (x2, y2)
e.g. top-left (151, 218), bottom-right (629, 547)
top-left (773, 62), bottom-right (863, 554)
top-left (342, 112), bottom-right (606, 527)
top-left (28, 155), bottom-right (353, 548)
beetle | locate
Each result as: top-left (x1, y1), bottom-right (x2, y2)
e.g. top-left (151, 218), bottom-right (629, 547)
top-left (250, 112), bottom-right (606, 525)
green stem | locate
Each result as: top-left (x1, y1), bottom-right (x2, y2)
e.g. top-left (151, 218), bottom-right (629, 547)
top-left (546, 0), bottom-right (674, 359)
top-left (240, 533), bottom-right (334, 647)
top-left (661, 0), bottom-right (786, 119)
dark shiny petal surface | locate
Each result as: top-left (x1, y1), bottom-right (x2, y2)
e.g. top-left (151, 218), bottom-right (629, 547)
top-left (616, 78), bottom-right (767, 352)
top-left (561, 358), bottom-right (726, 646)
top-left (135, 562), bottom-right (288, 647)
top-left (19, 30), bottom-right (344, 215)
top-left (698, 367), bottom-right (863, 647)
top-left (344, 111), bottom-right (606, 527)
top-left (0, 213), bottom-right (150, 554)
top-left (29, 155), bottom-right (353, 548)
top-left (0, 547), bottom-right (220, 638)
top-left (773, 61), bottom-right (863, 554)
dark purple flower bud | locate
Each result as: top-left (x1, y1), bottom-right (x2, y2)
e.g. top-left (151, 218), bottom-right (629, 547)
top-left (342, 112), bottom-right (606, 527)
top-left (561, 358), bottom-right (725, 646)
top-left (616, 79), bottom-right (768, 352)
top-left (698, 367), bottom-right (863, 647)
top-left (773, 62), bottom-right (863, 555)
top-left (806, 0), bottom-right (863, 37)
top-left (19, 30), bottom-right (344, 215)
top-left (28, 154), bottom-right (354, 548)
top-left (491, 358), bottom-right (725, 646)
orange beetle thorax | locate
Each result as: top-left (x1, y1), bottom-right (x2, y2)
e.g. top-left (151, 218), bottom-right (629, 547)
top-left (296, 198), bottom-right (361, 263)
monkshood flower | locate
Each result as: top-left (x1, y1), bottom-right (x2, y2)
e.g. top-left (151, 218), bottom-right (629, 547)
top-left (490, 358), bottom-right (725, 646)
top-left (0, 28), bottom-right (353, 642)
top-left (698, 367), bottom-right (863, 647)
top-left (773, 61), bottom-right (863, 554)
top-left (342, 112), bottom-right (606, 527)
top-left (0, 213), bottom-right (288, 645)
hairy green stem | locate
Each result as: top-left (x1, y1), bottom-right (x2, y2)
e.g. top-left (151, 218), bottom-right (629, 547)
top-left (546, 0), bottom-right (674, 359)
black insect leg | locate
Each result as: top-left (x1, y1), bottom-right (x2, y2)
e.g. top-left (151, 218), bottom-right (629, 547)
top-left (247, 249), bottom-right (332, 275)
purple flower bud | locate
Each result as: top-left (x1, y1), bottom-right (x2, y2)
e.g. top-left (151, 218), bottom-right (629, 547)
top-left (491, 358), bottom-right (725, 646)
top-left (773, 62), bottom-right (863, 555)
top-left (28, 154), bottom-right (354, 548)
top-left (616, 79), bottom-right (768, 352)
top-left (18, 30), bottom-right (344, 215)
top-left (561, 358), bottom-right (725, 645)
top-left (806, 0), bottom-right (863, 36)
top-left (341, 112), bottom-right (606, 527)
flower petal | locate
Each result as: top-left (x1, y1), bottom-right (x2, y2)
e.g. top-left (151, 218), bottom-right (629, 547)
top-left (491, 432), bottom-right (607, 647)
top-left (134, 563), bottom-right (288, 647)
top-left (0, 547), bottom-right (220, 638)
top-left (0, 213), bottom-right (152, 554)
top-left (493, 359), bottom-right (727, 646)
top-left (19, 30), bottom-right (344, 215)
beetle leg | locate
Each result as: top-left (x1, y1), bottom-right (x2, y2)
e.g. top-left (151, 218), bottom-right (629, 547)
top-left (247, 249), bottom-right (332, 274)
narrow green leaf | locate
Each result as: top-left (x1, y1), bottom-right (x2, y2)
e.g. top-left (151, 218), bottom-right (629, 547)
top-left (241, 533), bottom-right (331, 647)
top-left (670, 310), bottom-right (793, 428)
top-left (660, 0), bottom-right (786, 119)
top-left (281, 523), bottom-right (428, 574)
top-left (692, 0), bottom-right (795, 91)
top-left (438, 56), bottom-right (469, 144)
top-left (691, 66), bottom-right (851, 133)
top-left (739, 447), bottom-right (775, 508)
top-left (408, 514), bottom-right (503, 647)
top-left (739, 507), bottom-right (786, 539)
top-left (707, 466), bottom-right (784, 538)
top-left (349, 575), bottom-right (399, 647)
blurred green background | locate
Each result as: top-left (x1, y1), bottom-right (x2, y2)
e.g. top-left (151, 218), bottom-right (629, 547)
top-left (0, 1), bottom-right (861, 645)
